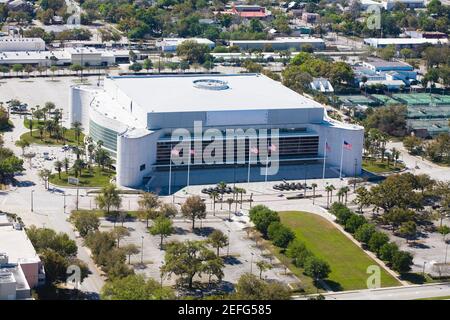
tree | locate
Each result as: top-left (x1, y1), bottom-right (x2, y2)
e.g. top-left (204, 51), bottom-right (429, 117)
top-left (15, 139), bottom-right (30, 156)
top-left (304, 256), bottom-right (331, 283)
top-left (40, 249), bottom-right (72, 284)
top-left (398, 221), bottom-right (417, 243)
top-left (379, 242), bottom-right (399, 263)
top-left (383, 208), bottom-right (415, 232)
top-left (209, 191), bottom-right (219, 216)
top-left (325, 185), bottom-right (336, 208)
top-left (111, 226), bottom-right (130, 248)
top-left (345, 215), bottom-right (367, 234)
top-left (267, 222), bottom-right (295, 248)
top-left (71, 211), bottom-right (100, 237)
top-left (149, 216), bottom-right (174, 249)
top-left (27, 226), bottom-right (77, 258)
top-left (233, 273), bottom-right (291, 300)
top-left (207, 230), bottom-right (228, 257)
top-left (122, 244), bottom-right (140, 265)
top-left (129, 62), bottom-right (143, 73)
top-left (248, 205), bottom-right (280, 237)
top-left (176, 40), bottom-right (210, 64)
top-left (39, 169), bottom-right (52, 190)
top-left (354, 223), bottom-right (376, 244)
top-left (95, 183), bottom-right (122, 214)
top-left (54, 160), bottom-right (63, 179)
top-left (137, 192), bottom-right (161, 227)
top-left (71, 121), bottom-right (83, 144)
top-left (368, 232), bottom-right (390, 255)
top-left (391, 251), bottom-right (414, 273)
top-left (181, 195), bottom-right (207, 231)
top-left (162, 240), bottom-right (224, 289)
top-left (353, 186), bottom-right (371, 213)
top-left (159, 203), bottom-right (178, 219)
top-left (286, 240), bottom-right (312, 268)
top-left (142, 58), bottom-right (153, 72)
top-left (256, 261), bottom-right (272, 279)
top-left (101, 275), bottom-right (174, 300)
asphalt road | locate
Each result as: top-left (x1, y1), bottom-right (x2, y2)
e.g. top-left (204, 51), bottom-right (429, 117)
top-left (296, 283), bottom-right (450, 300)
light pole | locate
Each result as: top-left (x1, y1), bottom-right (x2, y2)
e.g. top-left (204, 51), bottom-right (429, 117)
top-left (250, 252), bottom-right (254, 274)
top-left (141, 236), bottom-right (144, 264)
top-left (422, 261), bottom-right (427, 276)
top-left (445, 241), bottom-right (449, 264)
top-left (31, 190), bottom-right (35, 212)
top-left (63, 191), bottom-right (66, 214)
top-left (227, 229), bottom-right (231, 257)
top-left (160, 260), bottom-right (164, 289)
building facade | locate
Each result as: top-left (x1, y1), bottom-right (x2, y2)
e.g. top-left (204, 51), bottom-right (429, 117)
top-left (69, 74), bottom-right (363, 191)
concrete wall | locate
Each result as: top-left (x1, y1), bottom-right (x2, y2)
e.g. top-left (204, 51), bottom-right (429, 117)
top-left (116, 130), bottom-right (161, 187)
top-left (311, 120), bottom-right (364, 177)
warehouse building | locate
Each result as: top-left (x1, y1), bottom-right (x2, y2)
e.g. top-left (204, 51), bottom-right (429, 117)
top-left (0, 37), bottom-right (46, 52)
top-left (229, 37), bottom-right (325, 51)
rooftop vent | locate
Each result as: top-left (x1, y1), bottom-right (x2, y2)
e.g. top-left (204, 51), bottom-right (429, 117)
top-left (193, 79), bottom-right (229, 91)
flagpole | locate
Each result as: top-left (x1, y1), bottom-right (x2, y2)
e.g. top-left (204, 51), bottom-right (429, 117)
top-left (265, 151), bottom-right (269, 183)
top-left (339, 139), bottom-right (344, 179)
top-left (168, 150), bottom-right (172, 195)
top-left (322, 139), bottom-right (327, 180)
top-left (187, 152), bottom-right (191, 189)
top-left (247, 140), bottom-right (251, 185)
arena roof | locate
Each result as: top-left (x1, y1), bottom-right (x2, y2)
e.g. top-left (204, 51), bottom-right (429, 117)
top-left (108, 73), bottom-right (325, 113)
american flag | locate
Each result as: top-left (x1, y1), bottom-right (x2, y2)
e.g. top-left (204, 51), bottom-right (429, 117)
top-left (189, 149), bottom-right (196, 155)
top-left (326, 142), bottom-right (331, 152)
top-left (268, 144), bottom-right (277, 152)
top-left (250, 147), bottom-right (259, 154)
top-left (344, 141), bottom-right (352, 150)
top-left (171, 148), bottom-right (179, 156)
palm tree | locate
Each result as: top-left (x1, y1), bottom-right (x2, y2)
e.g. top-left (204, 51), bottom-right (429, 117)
top-left (311, 183), bottom-right (318, 205)
top-left (226, 198), bottom-right (234, 220)
top-left (71, 121), bottom-right (83, 145)
top-left (391, 147), bottom-right (400, 167)
top-left (238, 187), bottom-right (246, 208)
top-left (325, 185), bottom-right (336, 208)
top-left (337, 188), bottom-right (344, 203)
top-left (209, 191), bottom-right (219, 216)
top-left (340, 186), bottom-right (350, 204)
top-left (63, 157), bottom-right (70, 174)
top-left (95, 183), bottom-right (122, 215)
top-left (54, 160), bottom-right (63, 179)
top-left (217, 181), bottom-right (227, 210)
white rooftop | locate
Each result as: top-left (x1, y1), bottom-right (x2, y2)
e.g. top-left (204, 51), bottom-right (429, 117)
top-left (364, 38), bottom-right (448, 45)
top-left (108, 73), bottom-right (325, 113)
top-left (0, 226), bottom-right (40, 265)
top-left (231, 37), bottom-right (324, 44)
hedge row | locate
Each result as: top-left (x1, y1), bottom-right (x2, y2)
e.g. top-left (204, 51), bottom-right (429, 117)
top-left (249, 205), bottom-right (331, 281)
top-left (329, 202), bottom-right (413, 274)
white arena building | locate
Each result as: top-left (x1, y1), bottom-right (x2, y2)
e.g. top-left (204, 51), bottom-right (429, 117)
top-left (69, 74), bottom-right (363, 193)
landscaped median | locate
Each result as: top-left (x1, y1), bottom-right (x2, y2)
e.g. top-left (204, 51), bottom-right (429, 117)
top-left (21, 118), bottom-right (85, 146)
top-left (249, 205), bottom-right (401, 293)
top-left (362, 158), bottom-right (405, 174)
top-left (49, 168), bottom-right (115, 188)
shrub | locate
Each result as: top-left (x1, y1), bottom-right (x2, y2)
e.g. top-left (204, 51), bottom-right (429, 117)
top-left (344, 214), bottom-right (367, 234)
top-left (354, 223), bottom-right (376, 244)
top-left (267, 222), bottom-right (295, 248)
top-left (249, 205), bottom-right (280, 237)
top-left (379, 242), bottom-right (399, 263)
top-left (304, 256), bottom-right (331, 280)
top-left (368, 232), bottom-right (390, 255)
top-left (329, 202), bottom-right (353, 225)
top-left (286, 240), bottom-right (312, 268)
top-left (391, 251), bottom-right (413, 273)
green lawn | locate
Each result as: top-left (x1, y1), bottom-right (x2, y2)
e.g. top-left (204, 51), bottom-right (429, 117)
top-left (362, 159), bottom-right (404, 173)
top-left (416, 295), bottom-right (450, 300)
top-left (71, 209), bottom-right (139, 220)
top-left (20, 129), bottom-right (84, 146)
top-left (278, 211), bottom-right (401, 291)
top-left (49, 168), bottom-right (114, 187)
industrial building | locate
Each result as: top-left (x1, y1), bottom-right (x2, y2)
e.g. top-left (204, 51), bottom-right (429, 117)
top-left (0, 37), bottom-right (46, 52)
top-left (229, 37), bottom-right (325, 51)
top-left (0, 214), bottom-right (45, 300)
top-left (363, 37), bottom-right (448, 49)
top-left (0, 47), bottom-right (131, 67)
top-left (69, 73), bottom-right (364, 192)
top-left (156, 38), bottom-right (215, 52)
